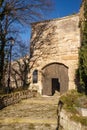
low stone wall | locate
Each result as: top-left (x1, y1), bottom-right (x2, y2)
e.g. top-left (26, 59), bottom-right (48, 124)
top-left (60, 109), bottom-right (87, 130)
top-left (0, 90), bottom-right (37, 109)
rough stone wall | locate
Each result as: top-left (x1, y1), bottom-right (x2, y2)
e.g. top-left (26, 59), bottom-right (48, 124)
top-left (60, 109), bottom-right (87, 130)
top-left (5, 55), bottom-right (29, 89)
top-left (30, 14), bottom-right (80, 94)
top-left (0, 90), bottom-right (37, 109)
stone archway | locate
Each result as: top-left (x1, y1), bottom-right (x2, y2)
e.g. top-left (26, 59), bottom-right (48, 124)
top-left (42, 63), bottom-right (69, 96)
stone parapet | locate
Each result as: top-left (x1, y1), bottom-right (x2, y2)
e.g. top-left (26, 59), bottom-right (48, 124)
top-left (0, 90), bottom-right (37, 109)
top-left (60, 109), bottom-right (87, 130)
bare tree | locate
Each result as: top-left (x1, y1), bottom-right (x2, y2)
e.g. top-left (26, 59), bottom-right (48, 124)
top-left (11, 55), bottom-right (29, 90)
top-left (7, 21), bottom-right (57, 91)
top-left (0, 0), bottom-right (53, 88)
top-left (10, 42), bottom-right (30, 90)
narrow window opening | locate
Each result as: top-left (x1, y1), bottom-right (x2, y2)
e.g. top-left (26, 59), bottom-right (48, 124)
top-left (33, 70), bottom-right (38, 83)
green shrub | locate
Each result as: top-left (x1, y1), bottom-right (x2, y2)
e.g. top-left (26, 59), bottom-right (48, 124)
top-left (77, 0), bottom-right (87, 94)
top-left (71, 115), bottom-right (87, 126)
top-left (60, 90), bottom-right (87, 126)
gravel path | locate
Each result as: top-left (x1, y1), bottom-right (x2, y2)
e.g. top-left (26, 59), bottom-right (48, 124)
top-left (0, 94), bottom-right (59, 130)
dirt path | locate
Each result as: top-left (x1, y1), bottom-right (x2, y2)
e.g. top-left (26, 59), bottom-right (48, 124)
top-left (0, 93), bottom-right (59, 130)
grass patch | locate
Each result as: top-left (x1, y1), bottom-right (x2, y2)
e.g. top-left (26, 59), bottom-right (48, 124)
top-left (71, 115), bottom-right (87, 126)
top-left (60, 90), bottom-right (82, 113)
top-left (59, 89), bottom-right (87, 126)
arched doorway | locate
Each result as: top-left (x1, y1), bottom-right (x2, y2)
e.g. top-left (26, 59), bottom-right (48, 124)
top-left (42, 63), bottom-right (69, 96)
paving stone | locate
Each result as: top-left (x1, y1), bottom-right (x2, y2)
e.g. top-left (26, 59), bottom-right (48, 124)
top-left (0, 94), bottom-right (59, 130)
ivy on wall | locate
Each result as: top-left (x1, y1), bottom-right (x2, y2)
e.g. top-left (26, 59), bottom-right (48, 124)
top-left (77, 0), bottom-right (87, 94)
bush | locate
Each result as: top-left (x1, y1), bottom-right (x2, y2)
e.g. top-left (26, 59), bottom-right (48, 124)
top-left (60, 90), bottom-right (87, 125)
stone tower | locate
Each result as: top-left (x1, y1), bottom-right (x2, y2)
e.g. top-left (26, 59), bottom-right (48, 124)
top-left (29, 14), bottom-right (80, 95)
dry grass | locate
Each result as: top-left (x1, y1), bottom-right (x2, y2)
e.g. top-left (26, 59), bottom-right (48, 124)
top-left (0, 94), bottom-right (59, 130)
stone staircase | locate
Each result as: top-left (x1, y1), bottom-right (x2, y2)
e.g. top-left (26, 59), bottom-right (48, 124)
top-left (0, 93), bottom-right (59, 130)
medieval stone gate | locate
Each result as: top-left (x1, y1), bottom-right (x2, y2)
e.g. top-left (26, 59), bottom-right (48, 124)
top-left (29, 14), bottom-right (80, 95)
top-left (42, 63), bottom-right (69, 95)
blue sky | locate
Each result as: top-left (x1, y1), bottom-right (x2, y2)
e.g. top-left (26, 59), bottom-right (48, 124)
top-left (50, 0), bottom-right (82, 19)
